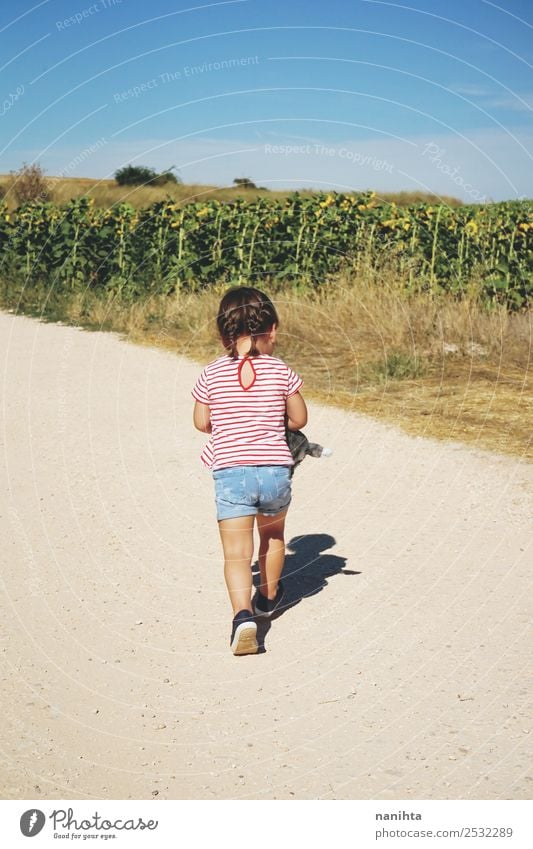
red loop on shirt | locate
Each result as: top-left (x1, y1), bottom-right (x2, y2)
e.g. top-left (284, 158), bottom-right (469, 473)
top-left (238, 355), bottom-right (256, 390)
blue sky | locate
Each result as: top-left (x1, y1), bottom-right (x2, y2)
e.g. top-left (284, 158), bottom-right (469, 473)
top-left (1, 0), bottom-right (532, 201)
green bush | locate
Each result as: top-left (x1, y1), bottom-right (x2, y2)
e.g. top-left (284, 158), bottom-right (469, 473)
top-left (233, 177), bottom-right (257, 189)
top-left (114, 165), bottom-right (180, 187)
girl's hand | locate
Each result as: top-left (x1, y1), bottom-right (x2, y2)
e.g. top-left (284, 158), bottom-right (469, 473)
top-left (193, 401), bottom-right (212, 433)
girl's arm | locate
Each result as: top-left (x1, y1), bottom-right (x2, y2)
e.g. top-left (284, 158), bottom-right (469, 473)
top-left (193, 401), bottom-right (212, 433)
top-left (286, 391), bottom-right (308, 431)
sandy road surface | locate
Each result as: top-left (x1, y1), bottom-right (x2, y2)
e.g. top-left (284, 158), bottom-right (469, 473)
top-left (1, 310), bottom-right (531, 800)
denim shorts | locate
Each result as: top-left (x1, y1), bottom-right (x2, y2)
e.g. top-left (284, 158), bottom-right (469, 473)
top-left (212, 465), bottom-right (292, 521)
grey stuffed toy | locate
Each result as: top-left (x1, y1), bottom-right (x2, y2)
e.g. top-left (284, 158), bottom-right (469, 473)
top-left (286, 427), bottom-right (332, 477)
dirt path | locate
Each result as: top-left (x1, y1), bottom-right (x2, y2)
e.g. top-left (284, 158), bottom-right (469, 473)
top-left (1, 310), bottom-right (531, 800)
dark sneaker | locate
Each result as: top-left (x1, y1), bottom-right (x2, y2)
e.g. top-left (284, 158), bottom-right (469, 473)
top-left (230, 610), bottom-right (258, 655)
top-left (253, 580), bottom-right (285, 618)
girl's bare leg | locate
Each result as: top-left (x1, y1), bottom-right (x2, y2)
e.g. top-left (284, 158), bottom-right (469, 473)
top-left (217, 515), bottom-right (255, 615)
top-left (256, 509), bottom-right (288, 599)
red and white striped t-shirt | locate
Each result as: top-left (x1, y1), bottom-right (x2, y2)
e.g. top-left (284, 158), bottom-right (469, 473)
top-left (192, 354), bottom-right (303, 470)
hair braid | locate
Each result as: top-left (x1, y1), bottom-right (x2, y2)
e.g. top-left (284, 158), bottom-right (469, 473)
top-left (223, 308), bottom-right (242, 359)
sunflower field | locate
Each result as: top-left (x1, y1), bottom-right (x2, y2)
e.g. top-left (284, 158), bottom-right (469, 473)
top-left (0, 191), bottom-right (531, 308)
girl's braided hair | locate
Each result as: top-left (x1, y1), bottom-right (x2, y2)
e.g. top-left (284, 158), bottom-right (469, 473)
top-left (217, 287), bottom-right (279, 359)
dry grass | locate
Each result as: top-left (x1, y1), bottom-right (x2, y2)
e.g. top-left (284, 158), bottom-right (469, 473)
top-left (49, 270), bottom-right (531, 461)
top-left (0, 174), bottom-right (463, 210)
top-left (335, 364), bottom-right (531, 460)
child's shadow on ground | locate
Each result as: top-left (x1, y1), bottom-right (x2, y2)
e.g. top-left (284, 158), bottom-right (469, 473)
top-left (251, 534), bottom-right (359, 652)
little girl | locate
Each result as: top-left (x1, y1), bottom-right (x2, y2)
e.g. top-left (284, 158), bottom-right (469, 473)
top-left (192, 286), bottom-right (308, 655)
